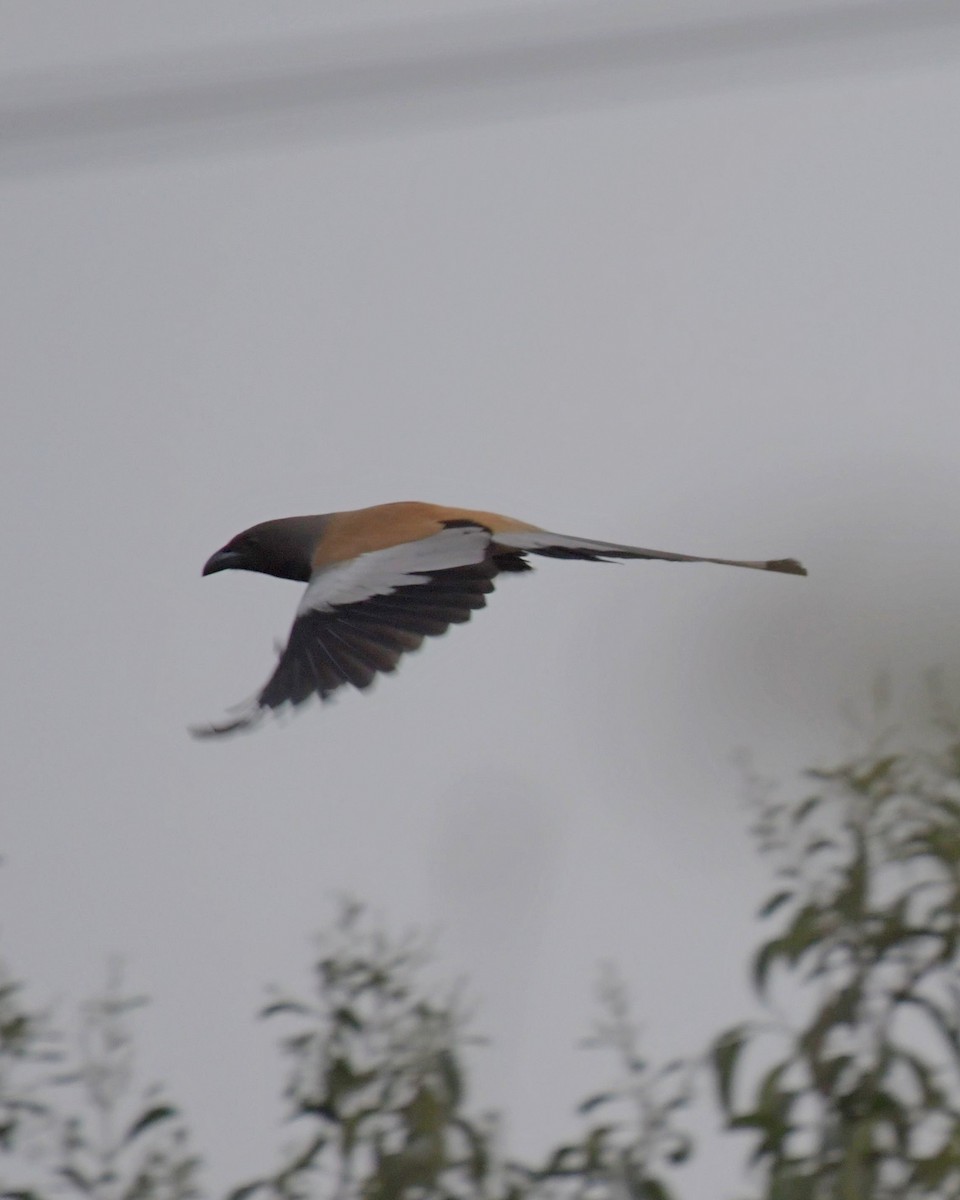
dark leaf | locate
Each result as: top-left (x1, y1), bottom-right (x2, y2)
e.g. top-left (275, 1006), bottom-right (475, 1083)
top-left (260, 1001), bottom-right (312, 1019)
top-left (780, 905), bottom-right (830, 967)
top-left (728, 1112), bottom-right (771, 1132)
top-left (802, 986), bottom-right (860, 1074)
top-left (757, 1062), bottom-right (792, 1118)
top-left (759, 891), bottom-right (794, 920)
top-left (59, 1168), bottom-right (94, 1194)
top-left (793, 796), bottom-right (822, 824)
top-left (768, 1173), bottom-right (819, 1200)
top-left (666, 1135), bottom-right (692, 1165)
top-left (122, 1105), bottom-right (177, 1145)
top-left (578, 1091), bottom-right (616, 1115)
top-left (404, 1086), bottom-right (447, 1136)
top-left (753, 939), bottom-right (787, 995)
top-left (582, 1124), bottom-right (615, 1169)
top-left (436, 1047), bottom-right (462, 1108)
top-left (712, 1028), bottom-right (748, 1114)
top-left (631, 1179), bottom-right (673, 1200)
top-left (540, 1144), bottom-right (582, 1176)
top-left (852, 756), bottom-right (899, 793)
top-left (224, 1183), bottom-right (266, 1200)
top-left (323, 1057), bottom-right (376, 1111)
top-left (814, 1054), bottom-right (854, 1094)
top-left (452, 1116), bottom-right (491, 1183)
top-left (835, 841), bottom-right (867, 921)
top-left (332, 1006), bottom-right (362, 1031)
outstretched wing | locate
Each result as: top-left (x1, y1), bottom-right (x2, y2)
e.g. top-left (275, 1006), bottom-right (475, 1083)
top-left (192, 524), bottom-right (511, 737)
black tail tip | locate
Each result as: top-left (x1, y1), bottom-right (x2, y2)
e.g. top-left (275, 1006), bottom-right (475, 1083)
top-left (765, 558), bottom-right (807, 576)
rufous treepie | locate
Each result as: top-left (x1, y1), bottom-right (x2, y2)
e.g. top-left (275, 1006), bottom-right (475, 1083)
top-left (194, 501), bottom-right (805, 736)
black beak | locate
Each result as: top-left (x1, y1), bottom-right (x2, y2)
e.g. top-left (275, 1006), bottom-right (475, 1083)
top-left (202, 548), bottom-right (243, 576)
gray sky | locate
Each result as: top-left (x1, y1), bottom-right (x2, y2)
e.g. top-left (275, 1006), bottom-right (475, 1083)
top-left (3, 2), bottom-right (960, 1194)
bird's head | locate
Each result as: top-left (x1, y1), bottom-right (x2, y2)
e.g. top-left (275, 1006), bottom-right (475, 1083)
top-left (202, 516), bottom-right (327, 583)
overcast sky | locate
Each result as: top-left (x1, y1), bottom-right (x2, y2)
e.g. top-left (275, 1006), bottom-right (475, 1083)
top-left (3, 2), bottom-right (960, 1195)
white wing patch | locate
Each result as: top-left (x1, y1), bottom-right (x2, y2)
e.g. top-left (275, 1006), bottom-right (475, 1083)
top-left (297, 524), bottom-right (492, 616)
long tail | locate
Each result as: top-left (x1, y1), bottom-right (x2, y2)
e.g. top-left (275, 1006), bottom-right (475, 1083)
top-left (492, 530), bottom-right (806, 575)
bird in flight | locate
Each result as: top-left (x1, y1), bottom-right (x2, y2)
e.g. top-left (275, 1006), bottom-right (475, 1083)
top-left (193, 501), bottom-right (805, 737)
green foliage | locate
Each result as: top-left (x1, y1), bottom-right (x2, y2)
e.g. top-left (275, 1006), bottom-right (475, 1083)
top-left (535, 964), bottom-right (692, 1200)
top-left (1, 905), bottom-right (687, 1200)
top-left (230, 901), bottom-right (689, 1200)
top-left (713, 732), bottom-right (960, 1198)
top-left (0, 961), bottom-right (199, 1200)
top-left (8, 695), bottom-right (960, 1199)
top-left (229, 899), bottom-right (481, 1200)
top-left (0, 962), bottom-right (57, 1162)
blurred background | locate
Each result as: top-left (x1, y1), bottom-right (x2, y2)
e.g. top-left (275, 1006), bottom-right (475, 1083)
top-left (2, 1), bottom-right (959, 1193)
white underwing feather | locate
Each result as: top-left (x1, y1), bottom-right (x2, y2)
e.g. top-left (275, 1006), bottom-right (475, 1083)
top-left (297, 524), bottom-right (492, 616)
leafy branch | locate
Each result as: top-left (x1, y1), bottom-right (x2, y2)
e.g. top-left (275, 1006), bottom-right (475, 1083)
top-left (0, 960), bottom-right (198, 1200)
top-left (714, 732), bottom-right (960, 1199)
